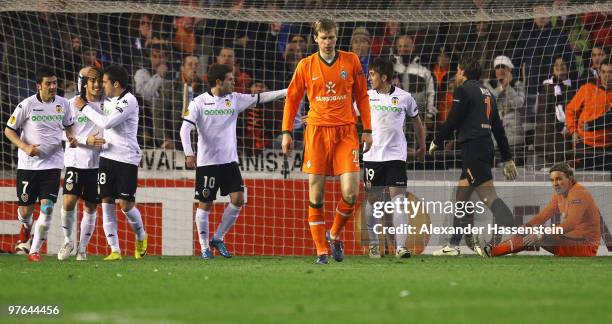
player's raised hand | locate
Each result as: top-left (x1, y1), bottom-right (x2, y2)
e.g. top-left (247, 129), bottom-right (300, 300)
top-left (361, 132), bottom-right (372, 153)
top-left (281, 133), bottom-right (293, 156)
top-left (185, 155), bottom-right (196, 170)
top-left (23, 144), bottom-right (39, 157)
top-left (87, 131), bottom-right (106, 148)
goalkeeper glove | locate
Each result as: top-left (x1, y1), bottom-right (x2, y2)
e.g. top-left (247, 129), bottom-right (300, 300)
top-left (428, 141), bottom-right (438, 155)
top-left (502, 160), bottom-right (518, 180)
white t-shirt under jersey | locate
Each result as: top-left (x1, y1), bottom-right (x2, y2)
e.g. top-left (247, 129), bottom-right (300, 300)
top-left (64, 97), bottom-right (104, 169)
top-left (6, 94), bottom-right (73, 170)
top-left (183, 91), bottom-right (262, 166)
top-left (363, 86), bottom-right (418, 162)
top-left (81, 90), bottom-right (142, 166)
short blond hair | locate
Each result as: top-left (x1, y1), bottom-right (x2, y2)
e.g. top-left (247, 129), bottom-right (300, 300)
top-left (312, 18), bottom-right (337, 37)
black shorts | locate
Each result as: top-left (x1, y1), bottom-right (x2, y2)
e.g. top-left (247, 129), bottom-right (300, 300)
top-left (459, 138), bottom-right (494, 187)
top-left (98, 157), bottom-right (138, 202)
top-left (62, 167), bottom-right (100, 204)
top-left (363, 160), bottom-right (407, 191)
top-left (16, 169), bottom-right (61, 206)
top-left (195, 162), bottom-right (244, 202)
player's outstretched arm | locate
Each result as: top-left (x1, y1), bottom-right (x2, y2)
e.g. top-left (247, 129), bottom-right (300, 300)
top-left (258, 89), bottom-right (288, 104)
top-left (75, 96), bottom-right (132, 130)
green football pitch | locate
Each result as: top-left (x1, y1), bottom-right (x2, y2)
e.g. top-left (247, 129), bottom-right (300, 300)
top-left (1, 255), bottom-right (611, 323)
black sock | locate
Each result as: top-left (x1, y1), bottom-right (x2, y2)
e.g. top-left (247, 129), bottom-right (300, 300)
top-left (449, 212), bottom-right (474, 246)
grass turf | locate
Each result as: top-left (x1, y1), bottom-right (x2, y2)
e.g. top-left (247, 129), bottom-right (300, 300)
top-left (1, 255), bottom-right (611, 323)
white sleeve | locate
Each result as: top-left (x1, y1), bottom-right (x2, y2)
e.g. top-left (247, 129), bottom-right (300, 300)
top-left (180, 121), bottom-right (196, 156)
top-left (425, 70), bottom-right (436, 114)
top-left (258, 89), bottom-right (287, 104)
top-left (62, 100), bottom-right (74, 127)
top-left (235, 93), bottom-right (259, 113)
top-left (6, 100), bottom-right (29, 130)
top-left (81, 98), bottom-right (135, 129)
top-left (405, 95), bottom-right (419, 118)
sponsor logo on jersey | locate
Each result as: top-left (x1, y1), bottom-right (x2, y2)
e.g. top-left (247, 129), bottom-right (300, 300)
top-left (340, 70), bottom-right (347, 80)
top-left (391, 97), bottom-right (400, 106)
top-left (372, 105), bottom-right (402, 113)
top-left (77, 116), bottom-right (90, 123)
top-left (33, 109), bottom-right (44, 112)
top-left (325, 81), bottom-right (336, 94)
top-left (56, 104), bottom-right (63, 113)
top-left (203, 109), bottom-right (234, 116)
top-left (30, 114), bottom-right (64, 122)
top-left (224, 99), bottom-right (232, 108)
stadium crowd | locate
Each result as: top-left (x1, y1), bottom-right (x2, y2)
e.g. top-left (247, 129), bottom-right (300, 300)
top-left (0, 0), bottom-right (610, 173)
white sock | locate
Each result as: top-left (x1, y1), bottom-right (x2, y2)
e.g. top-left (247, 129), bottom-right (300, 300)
top-left (102, 203), bottom-right (120, 252)
top-left (391, 194), bottom-right (408, 249)
top-left (61, 208), bottom-right (76, 244)
top-left (30, 210), bottom-right (52, 254)
top-left (213, 203), bottom-right (241, 241)
top-left (195, 208), bottom-right (210, 251)
top-left (123, 207), bottom-right (146, 241)
top-left (365, 201), bottom-right (380, 244)
top-left (17, 208), bottom-right (33, 229)
top-left (78, 210), bottom-right (97, 253)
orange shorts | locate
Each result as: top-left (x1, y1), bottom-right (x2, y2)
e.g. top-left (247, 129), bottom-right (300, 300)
top-left (302, 124), bottom-right (360, 176)
top-left (543, 235), bottom-right (598, 257)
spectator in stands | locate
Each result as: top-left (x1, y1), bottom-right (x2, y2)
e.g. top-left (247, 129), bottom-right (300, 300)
top-left (432, 45), bottom-right (453, 115)
top-left (371, 21), bottom-right (401, 57)
top-left (393, 35), bottom-right (436, 119)
top-left (483, 56), bottom-right (526, 148)
top-left (578, 45), bottom-right (609, 87)
top-left (582, 11), bottom-right (612, 48)
top-left (513, 4), bottom-right (572, 119)
top-left (154, 54), bottom-right (205, 149)
top-left (213, 47), bottom-right (251, 93)
top-left (239, 80), bottom-right (284, 156)
top-left (276, 42), bottom-right (304, 87)
top-left (128, 14), bottom-right (167, 69)
top-left (450, 21), bottom-right (501, 80)
top-left (134, 44), bottom-right (170, 107)
top-left (350, 27), bottom-right (372, 76)
top-left (566, 58), bottom-right (612, 171)
top-left (289, 34), bottom-right (309, 55)
top-left (535, 56), bottom-right (575, 165)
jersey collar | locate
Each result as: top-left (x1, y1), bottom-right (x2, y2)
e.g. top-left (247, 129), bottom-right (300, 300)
top-left (36, 92), bottom-right (55, 104)
top-left (318, 51), bottom-right (339, 67)
top-left (376, 85), bottom-right (395, 95)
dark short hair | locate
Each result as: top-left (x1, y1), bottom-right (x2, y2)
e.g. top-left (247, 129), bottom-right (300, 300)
top-left (549, 162), bottom-right (574, 178)
top-left (601, 58), bottom-right (611, 67)
top-left (207, 64), bottom-right (233, 86)
top-left (458, 56), bottom-right (481, 81)
top-left (369, 57), bottom-right (394, 82)
top-left (36, 65), bottom-right (56, 84)
top-left (104, 64), bottom-right (130, 88)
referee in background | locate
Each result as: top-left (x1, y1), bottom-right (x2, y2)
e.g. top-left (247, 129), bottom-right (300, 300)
top-left (430, 56), bottom-right (519, 256)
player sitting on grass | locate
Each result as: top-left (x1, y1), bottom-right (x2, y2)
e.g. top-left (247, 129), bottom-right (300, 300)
top-left (362, 57), bottom-right (426, 259)
top-left (180, 63), bottom-right (287, 259)
top-left (474, 163), bottom-right (601, 257)
top-left (57, 66), bottom-right (106, 261)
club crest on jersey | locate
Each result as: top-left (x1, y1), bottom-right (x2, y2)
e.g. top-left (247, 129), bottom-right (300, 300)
top-left (391, 97), bottom-right (400, 106)
top-left (224, 99), bottom-right (232, 108)
top-left (56, 105), bottom-right (63, 113)
top-left (340, 70), bottom-right (347, 80)
top-left (66, 182), bottom-right (74, 191)
top-left (202, 188), bottom-right (210, 198)
top-left (20, 193), bottom-right (28, 202)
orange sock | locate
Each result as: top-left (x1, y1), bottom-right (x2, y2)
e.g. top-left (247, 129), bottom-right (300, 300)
top-left (330, 197), bottom-right (355, 240)
top-left (308, 205), bottom-right (328, 255)
top-left (490, 236), bottom-right (526, 256)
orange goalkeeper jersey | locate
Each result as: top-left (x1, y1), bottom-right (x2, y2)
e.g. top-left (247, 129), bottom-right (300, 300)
top-left (526, 183), bottom-right (601, 246)
top-left (282, 51), bottom-right (371, 132)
